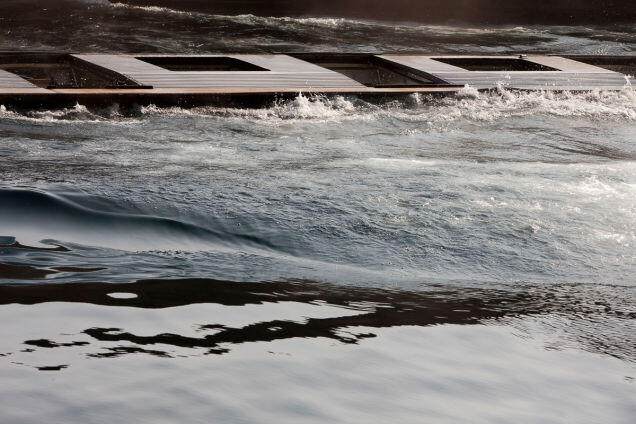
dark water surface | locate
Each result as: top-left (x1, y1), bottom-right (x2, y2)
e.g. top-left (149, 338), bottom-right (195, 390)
top-left (1, 0), bottom-right (635, 54)
top-left (1, 1), bottom-right (635, 423)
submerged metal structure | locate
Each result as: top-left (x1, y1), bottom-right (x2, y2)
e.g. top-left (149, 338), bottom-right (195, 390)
top-left (0, 53), bottom-right (633, 108)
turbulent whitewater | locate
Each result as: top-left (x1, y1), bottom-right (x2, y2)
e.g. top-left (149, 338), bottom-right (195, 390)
top-left (1, 89), bottom-right (634, 285)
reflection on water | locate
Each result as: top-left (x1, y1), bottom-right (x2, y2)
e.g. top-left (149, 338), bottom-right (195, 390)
top-left (0, 277), bottom-right (634, 423)
top-left (1, 277), bottom-right (634, 362)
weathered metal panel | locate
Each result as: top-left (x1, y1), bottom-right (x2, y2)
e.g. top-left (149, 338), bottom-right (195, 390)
top-left (0, 69), bottom-right (38, 88)
top-left (74, 54), bottom-right (366, 89)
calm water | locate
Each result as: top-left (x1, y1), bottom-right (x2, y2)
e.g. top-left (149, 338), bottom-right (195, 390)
top-left (0, 1), bottom-right (635, 422)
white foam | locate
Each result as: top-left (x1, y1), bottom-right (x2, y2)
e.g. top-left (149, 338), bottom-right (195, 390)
top-left (431, 87), bottom-right (636, 122)
top-left (141, 94), bottom-right (367, 124)
top-left (0, 103), bottom-right (141, 125)
top-left (2, 86), bottom-right (634, 128)
top-left (109, 2), bottom-right (199, 18)
top-left (360, 158), bottom-right (439, 170)
top-left (103, 2), bottom-right (563, 37)
top-left (137, 87), bottom-right (635, 128)
top-left (457, 84), bottom-right (480, 99)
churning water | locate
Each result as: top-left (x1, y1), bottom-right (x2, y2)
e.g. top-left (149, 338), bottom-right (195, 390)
top-left (0, 1), bottom-right (635, 423)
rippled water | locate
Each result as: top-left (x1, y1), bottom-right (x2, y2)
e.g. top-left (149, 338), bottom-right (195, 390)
top-left (1, 0), bottom-right (635, 54)
top-left (1, 1), bottom-right (635, 423)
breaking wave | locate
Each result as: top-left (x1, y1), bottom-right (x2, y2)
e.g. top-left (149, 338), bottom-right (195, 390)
top-left (2, 87), bottom-right (635, 127)
top-left (137, 88), bottom-right (636, 124)
top-left (0, 103), bottom-right (140, 124)
top-left (109, 1), bottom-right (203, 17)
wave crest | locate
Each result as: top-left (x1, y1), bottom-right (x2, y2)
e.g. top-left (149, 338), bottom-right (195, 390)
top-left (0, 188), bottom-right (277, 252)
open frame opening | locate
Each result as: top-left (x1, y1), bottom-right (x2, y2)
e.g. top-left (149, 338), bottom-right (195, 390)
top-left (0, 53), bottom-right (144, 89)
top-left (136, 56), bottom-right (268, 72)
top-left (432, 58), bottom-right (559, 72)
top-left (563, 56), bottom-right (636, 75)
top-left (290, 53), bottom-right (441, 88)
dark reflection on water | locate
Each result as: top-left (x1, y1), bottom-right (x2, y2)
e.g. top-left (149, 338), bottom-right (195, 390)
top-left (35, 364), bottom-right (69, 371)
top-left (1, 277), bottom-right (633, 363)
top-left (0, 263), bottom-right (58, 279)
top-left (24, 339), bottom-right (90, 348)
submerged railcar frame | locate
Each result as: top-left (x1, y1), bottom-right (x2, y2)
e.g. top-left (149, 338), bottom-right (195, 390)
top-left (0, 52), bottom-right (633, 109)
